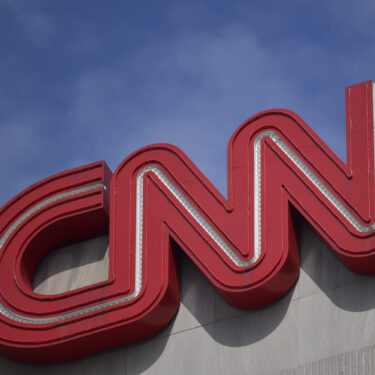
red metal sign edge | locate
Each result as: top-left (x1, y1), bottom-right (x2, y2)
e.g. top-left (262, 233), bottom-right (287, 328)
top-left (0, 81), bottom-right (374, 363)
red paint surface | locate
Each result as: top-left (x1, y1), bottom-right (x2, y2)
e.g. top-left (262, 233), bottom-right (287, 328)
top-left (0, 81), bottom-right (374, 363)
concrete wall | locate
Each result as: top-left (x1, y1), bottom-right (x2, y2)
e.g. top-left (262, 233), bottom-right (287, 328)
top-left (2, 217), bottom-right (375, 374)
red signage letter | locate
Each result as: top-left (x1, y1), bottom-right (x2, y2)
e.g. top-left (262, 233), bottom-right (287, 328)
top-left (0, 81), bottom-right (374, 363)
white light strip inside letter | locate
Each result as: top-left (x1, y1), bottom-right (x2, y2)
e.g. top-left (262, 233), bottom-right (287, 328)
top-left (1, 94), bottom-right (375, 323)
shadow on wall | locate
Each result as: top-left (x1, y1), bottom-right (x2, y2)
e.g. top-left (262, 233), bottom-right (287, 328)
top-left (32, 235), bottom-right (109, 294)
top-left (294, 211), bottom-right (375, 313)
top-left (171, 209), bottom-right (375, 348)
top-left (171, 239), bottom-right (294, 347)
top-left (2, 209), bottom-right (375, 373)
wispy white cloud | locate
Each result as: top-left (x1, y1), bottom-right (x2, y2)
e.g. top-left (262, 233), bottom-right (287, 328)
top-left (1, 1), bottom-right (53, 44)
top-left (65, 22), bottom-right (349, 195)
top-left (322, 0), bottom-right (375, 36)
top-left (0, 1), bottom-right (374, 207)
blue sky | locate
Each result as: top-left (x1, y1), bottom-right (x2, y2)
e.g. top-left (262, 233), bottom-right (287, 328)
top-left (1, 0), bottom-right (374, 207)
